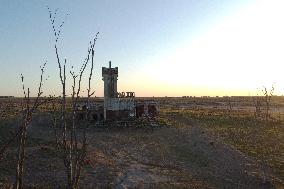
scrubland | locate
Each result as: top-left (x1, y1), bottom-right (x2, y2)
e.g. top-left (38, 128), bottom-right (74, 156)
top-left (0, 96), bottom-right (283, 188)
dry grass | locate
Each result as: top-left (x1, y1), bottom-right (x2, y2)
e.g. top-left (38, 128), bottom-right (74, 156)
top-left (1, 97), bottom-right (284, 188)
top-left (161, 107), bottom-right (284, 186)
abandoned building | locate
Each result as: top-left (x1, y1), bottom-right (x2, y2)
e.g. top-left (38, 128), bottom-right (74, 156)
top-left (76, 61), bottom-right (158, 122)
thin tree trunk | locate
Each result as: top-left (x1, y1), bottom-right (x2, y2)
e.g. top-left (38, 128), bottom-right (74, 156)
top-left (15, 116), bottom-right (28, 189)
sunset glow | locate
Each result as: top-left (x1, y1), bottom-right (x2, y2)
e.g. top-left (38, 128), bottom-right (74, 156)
top-left (134, 0), bottom-right (284, 96)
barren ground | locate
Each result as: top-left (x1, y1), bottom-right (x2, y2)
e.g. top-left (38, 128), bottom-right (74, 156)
top-left (0, 114), bottom-right (281, 188)
top-left (0, 97), bottom-right (284, 188)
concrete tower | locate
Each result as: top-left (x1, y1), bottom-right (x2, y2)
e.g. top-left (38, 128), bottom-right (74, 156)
top-left (102, 61), bottom-right (118, 98)
top-left (102, 61), bottom-right (118, 120)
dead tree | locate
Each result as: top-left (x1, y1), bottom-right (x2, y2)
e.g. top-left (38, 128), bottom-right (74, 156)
top-left (0, 62), bottom-right (49, 189)
top-left (48, 8), bottom-right (99, 188)
top-left (226, 96), bottom-right (232, 118)
top-left (252, 94), bottom-right (262, 121)
top-left (262, 85), bottom-right (274, 125)
top-left (15, 63), bottom-right (51, 189)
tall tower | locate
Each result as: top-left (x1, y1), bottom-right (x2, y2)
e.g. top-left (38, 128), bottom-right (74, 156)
top-left (102, 61), bottom-right (118, 120)
top-left (102, 61), bottom-right (118, 98)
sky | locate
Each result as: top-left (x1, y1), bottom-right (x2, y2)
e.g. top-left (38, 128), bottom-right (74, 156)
top-left (1, 0), bottom-right (284, 97)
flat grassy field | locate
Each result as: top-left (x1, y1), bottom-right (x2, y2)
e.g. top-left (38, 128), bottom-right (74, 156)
top-left (161, 107), bottom-right (284, 186)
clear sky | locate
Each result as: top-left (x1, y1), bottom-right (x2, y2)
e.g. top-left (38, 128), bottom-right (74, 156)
top-left (1, 0), bottom-right (284, 97)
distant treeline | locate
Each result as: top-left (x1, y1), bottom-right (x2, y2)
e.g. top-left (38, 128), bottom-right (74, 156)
top-left (0, 96), bottom-right (14, 98)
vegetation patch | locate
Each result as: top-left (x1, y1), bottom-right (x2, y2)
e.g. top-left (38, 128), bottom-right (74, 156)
top-left (162, 108), bottom-right (284, 182)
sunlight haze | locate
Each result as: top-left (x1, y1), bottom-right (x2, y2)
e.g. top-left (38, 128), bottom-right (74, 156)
top-left (138, 0), bottom-right (284, 96)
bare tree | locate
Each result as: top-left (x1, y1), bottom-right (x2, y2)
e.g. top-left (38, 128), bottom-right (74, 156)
top-left (0, 62), bottom-right (49, 189)
top-left (226, 96), bottom-right (232, 118)
top-left (0, 65), bottom-right (48, 162)
top-left (262, 85), bottom-right (274, 125)
top-left (252, 94), bottom-right (262, 121)
top-left (15, 62), bottom-right (51, 189)
top-left (252, 86), bottom-right (275, 184)
top-left (48, 7), bottom-right (99, 188)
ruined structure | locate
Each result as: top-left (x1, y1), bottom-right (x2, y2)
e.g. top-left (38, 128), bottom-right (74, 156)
top-left (102, 61), bottom-right (135, 121)
top-left (76, 61), bottom-right (158, 123)
top-left (102, 61), bottom-right (118, 99)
